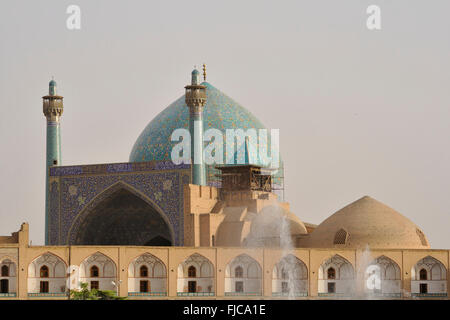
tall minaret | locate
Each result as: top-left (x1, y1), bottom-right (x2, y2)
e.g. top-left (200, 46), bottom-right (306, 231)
top-left (42, 79), bottom-right (63, 244)
top-left (185, 69), bottom-right (207, 185)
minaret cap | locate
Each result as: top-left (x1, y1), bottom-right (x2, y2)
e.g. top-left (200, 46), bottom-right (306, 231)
top-left (191, 69), bottom-right (200, 85)
top-left (49, 78), bottom-right (57, 96)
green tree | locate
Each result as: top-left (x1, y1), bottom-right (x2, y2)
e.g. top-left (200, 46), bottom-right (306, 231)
top-left (70, 282), bottom-right (127, 300)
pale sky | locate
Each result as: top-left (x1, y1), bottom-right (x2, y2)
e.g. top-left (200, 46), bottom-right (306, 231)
top-left (0, 0), bottom-right (449, 247)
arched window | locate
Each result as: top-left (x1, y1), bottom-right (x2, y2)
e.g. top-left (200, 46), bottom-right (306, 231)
top-left (90, 265), bottom-right (99, 277)
top-left (140, 265), bottom-right (148, 277)
top-left (40, 265), bottom-right (49, 278)
top-left (419, 268), bottom-right (427, 280)
top-left (235, 266), bottom-right (244, 278)
top-left (333, 229), bottom-right (348, 245)
top-left (1, 265), bottom-right (9, 277)
top-left (327, 267), bottom-right (336, 280)
top-left (188, 266), bottom-right (196, 278)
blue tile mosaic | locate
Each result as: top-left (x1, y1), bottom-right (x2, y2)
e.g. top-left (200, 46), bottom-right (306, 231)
top-left (48, 161), bottom-right (190, 246)
top-left (129, 82), bottom-right (284, 187)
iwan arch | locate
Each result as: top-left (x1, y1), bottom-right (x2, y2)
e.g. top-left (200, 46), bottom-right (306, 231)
top-left (0, 68), bottom-right (449, 299)
top-left (68, 181), bottom-right (175, 246)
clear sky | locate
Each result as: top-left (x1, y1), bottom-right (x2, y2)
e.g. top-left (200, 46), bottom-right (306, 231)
top-left (0, 0), bottom-right (449, 247)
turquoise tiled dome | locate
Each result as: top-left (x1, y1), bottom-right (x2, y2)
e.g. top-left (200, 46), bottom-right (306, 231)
top-left (129, 82), bottom-right (284, 189)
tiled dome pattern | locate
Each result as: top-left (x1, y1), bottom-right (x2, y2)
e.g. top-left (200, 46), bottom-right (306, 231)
top-left (129, 82), bottom-right (284, 186)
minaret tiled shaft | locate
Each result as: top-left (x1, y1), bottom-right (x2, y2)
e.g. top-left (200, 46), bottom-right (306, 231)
top-left (185, 69), bottom-right (207, 185)
top-left (43, 80), bottom-right (63, 245)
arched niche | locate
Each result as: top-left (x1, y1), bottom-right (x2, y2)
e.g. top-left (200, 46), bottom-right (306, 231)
top-left (411, 256), bottom-right (447, 297)
top-left (365, 255), bottom-right (401, 297)
top-left (79, 252), bottom-right (117, 291)
top-left (0, 258), bottom-right (17, 296)
top-left (272, 254), bottom-right (308, 297)
top-left (177, 253), bottom-right (214, 296)
top-left (27, 253), bottom-right (67, 295)
top-left (318, 254), bottom-right (355, 296)
top-left (225, 254), bottom-right (262, 296)
top-left (70, 183), bottom-right (174, 246)
top-left (128, 253), bottom-right (167, 296)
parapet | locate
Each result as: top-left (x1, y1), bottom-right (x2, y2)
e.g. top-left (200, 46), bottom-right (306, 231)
top-left (0, 222), bottom-right (29, 245)
top-left (184, 184), bottom-right (220, 214)
top-left (185, 184), bottom-right (219, 200)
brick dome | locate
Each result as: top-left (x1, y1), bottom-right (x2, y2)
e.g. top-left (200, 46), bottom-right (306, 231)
top-left (304, 196), bottom-right (430, 249)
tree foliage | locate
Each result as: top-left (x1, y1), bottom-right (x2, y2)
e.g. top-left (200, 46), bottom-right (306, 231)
top-left (70, 282), bottom-right (127, 300)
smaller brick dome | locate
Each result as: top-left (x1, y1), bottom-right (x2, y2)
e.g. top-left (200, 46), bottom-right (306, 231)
top-left (244, 205), bottom-right (307, 247)
top-left (304, 196), bottom-right (430, 249)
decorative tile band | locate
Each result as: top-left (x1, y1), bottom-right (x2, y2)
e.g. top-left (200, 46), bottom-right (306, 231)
top-left (0, 293), bottom-right (16, 297)
top-left (50, 161), bottom-right (190, 176)
top-left (128, 292), bottom-right (167, 297)
top-left (177, 292), bottom-right (215, 297)
top-left (272, 292), bottom-right (308, 297)
top-left (318, 293), bottom-right (354, 297)
top-left (411, 293), bottom-right (448, 298)
top-left (28, 293), bottom-right (68, 297)
top-left (224, 292), bottom-right (261, 296)
top-left (368, 293), bottom-right (403, 298)
top-left (47, 121), bottom-right (60, 126)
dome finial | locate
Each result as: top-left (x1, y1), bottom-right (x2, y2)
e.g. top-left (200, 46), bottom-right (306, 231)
top-left (202, 64), bottom-right (207, 81)
top-left (191, 67), bottom-right (200, 85)
top-left (49, 77), bottom-right (57, 95)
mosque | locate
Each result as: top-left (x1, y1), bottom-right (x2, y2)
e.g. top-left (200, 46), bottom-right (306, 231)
top-left (0, 66), bottom-right (448, 299)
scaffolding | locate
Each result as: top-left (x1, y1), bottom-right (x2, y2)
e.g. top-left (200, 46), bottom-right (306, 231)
top-left (206, 164), bottom-right (285, 201)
